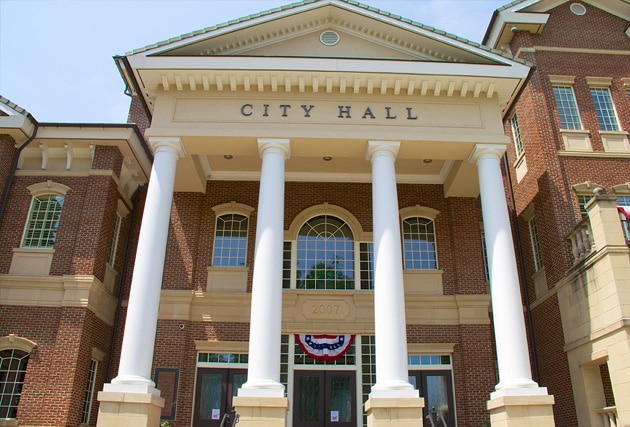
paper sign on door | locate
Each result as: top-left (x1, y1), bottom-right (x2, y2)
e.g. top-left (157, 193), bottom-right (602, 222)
top-left (330, 410), bottom-right (339, 422)
top-left (211, 409), bottom-right (221, 420)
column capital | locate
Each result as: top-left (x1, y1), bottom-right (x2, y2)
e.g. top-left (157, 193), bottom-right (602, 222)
top-left (257, 138), bottom-right (290, 159)
top-left (148, 137), bottom-right (186, 158)
top-left (366, 140), bottom-right (401, 161)
top-left (468, 144), bottom-right (506, 165)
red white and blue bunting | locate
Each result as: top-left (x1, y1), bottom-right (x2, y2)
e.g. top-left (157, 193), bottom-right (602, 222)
top-left (296, 334), bottom-right (355, 362)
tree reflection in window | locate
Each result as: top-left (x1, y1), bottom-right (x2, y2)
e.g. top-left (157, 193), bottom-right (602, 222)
top-left (296, 215), bottom-right (355, 290)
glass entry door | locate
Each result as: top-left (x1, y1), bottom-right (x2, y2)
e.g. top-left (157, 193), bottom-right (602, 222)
top-left (193, 368), bottom-right (247, 427)
top-left (409, 370), bottom-right (455, 427)
top-left (293, 370), bottom-right (356, 427)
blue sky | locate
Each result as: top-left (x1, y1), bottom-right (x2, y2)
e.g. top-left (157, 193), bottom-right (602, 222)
top-left (0, 0), bottom-right (507, 123)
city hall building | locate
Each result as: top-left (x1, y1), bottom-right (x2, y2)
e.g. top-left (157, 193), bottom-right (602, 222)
top-left (1, 1), bottom-right (629, 427)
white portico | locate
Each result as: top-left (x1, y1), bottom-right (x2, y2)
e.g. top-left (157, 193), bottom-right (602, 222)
top-left (98, 1), bottom-right (554, 427)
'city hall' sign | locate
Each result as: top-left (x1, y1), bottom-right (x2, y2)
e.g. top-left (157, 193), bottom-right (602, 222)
top-left (240, 103), bottom-right (419, 120)
top-left (172, 98), bottom-right (484, 129)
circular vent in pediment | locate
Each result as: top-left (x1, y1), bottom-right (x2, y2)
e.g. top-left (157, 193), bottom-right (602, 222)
top-left (570, 3), bottom-right (586, 15)
top-left (320, 30), bottom-right (340, 46)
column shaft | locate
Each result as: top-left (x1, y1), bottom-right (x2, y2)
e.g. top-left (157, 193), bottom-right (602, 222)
top-left (367, 141), bottom-right (417, 398)
top-left (110, 137), bottom-right (183, 391)
top-left (470, 145), bottom-right (539, 394)
top-left (239, 139), bottom-right (289, 397)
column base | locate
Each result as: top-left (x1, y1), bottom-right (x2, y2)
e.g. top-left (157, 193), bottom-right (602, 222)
top-left (488, 392), bottom-right (556, 427)
top-left (96, 389), bottom-right (165, 427)
top-left (365, 396), bottom-right (425, 427)
top-left (232, 396), bottom-right (289, 427)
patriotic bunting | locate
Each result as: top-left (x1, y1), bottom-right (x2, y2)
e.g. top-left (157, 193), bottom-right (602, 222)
top-left (296, 334), bottom-right (355, 362)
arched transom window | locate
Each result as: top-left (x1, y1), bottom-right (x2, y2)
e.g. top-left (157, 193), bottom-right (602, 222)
top-left (296, 215), bottom-right (355, 290)
top-left (402, 217), bottom-right (437, 270)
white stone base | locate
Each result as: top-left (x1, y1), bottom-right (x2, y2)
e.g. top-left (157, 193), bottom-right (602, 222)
top-left (488, 393), bottom-right (556, 427)
top-left (232, 396), bottom-right (289, 427)
top-left (96, 390), bottom-right (164, 427)
top-left (365, 396), bottom-right (425, 427)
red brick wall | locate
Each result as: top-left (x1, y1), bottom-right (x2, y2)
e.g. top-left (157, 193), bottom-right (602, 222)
top-left (154, 181), bottom-right (488, 294)
top-left (0, 306), bottom-right (112, 427)
top-left (0, 135), bottom-right (18, 203)
top-left (530, 296), bottom-right (578, 426)
top-left (0, 173), bottom-right (125, 281)
top-left (127, 95), bottom-right (151, 134)
top-left (503, 3), bottom-right (630, 426)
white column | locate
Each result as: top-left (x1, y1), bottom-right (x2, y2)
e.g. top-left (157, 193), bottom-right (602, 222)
top-left (238, 138), bottom-right (290, 398)
top-left (366, 141), bottom-right (418, 398)
top-left (107, 137), bottom-right (184, 393)
top-left (469, 144), bottom-right (545, 397)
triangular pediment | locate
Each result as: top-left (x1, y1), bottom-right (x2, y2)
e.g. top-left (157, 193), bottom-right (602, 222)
top-left (137, 1), bottom-right (502, 65)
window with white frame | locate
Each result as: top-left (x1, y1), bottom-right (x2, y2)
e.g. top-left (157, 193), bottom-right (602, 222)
top-left (213, 213), bottom-right (249, 267)
top-left (81, 359), bottom-right (98, 424)
top-left (402, 217), bottom-right (438, 270)
top-left (22, 194), bottom-right (65, 248)
top-left (590, 87), bottom-right (620, 131)
top-left (296, 215), bottom-right (355, 290)
top-left (107, 213), bottom-right (122, 267)
top-left (510, 113), bottom-right (524, 157)
top-left (528, 216), bottom-right (544, 271)
top-left (0, 349), bottom-right (29, 419)
top-left (553, 86), bottom-right (582, 130)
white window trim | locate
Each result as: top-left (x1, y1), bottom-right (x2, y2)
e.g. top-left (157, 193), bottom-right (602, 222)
top-left (211, 202), bottom-right (254, 268)
top-left (400, 206), bottom-right (440, 271)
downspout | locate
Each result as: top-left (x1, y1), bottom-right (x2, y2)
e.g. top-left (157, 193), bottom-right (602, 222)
top-left (0, 117), bottom-right (39, 223)
top-left (501, 153), bottom-right (540, 382)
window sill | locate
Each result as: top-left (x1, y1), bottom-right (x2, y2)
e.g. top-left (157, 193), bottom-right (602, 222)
top-left (560, 129), bottom-right (592, 151)
top-left (207, 266), bottom-right (249, 292)
top-left (9, 247), bottom-right (54, 276)
top-left (403, 270), bottom-right (443, 294)
top-left (599, 130), bottom-right (630, 153)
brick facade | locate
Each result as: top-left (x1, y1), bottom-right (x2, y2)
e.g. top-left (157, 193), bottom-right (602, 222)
top-left (501, 2), bottom-right (630, 426)
top-left (3, 1), bottom-right (629, 427)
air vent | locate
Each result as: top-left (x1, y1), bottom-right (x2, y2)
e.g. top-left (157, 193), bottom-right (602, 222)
top-left (320, 31), bottom-right (340, 46)
top-left (570, 3), bottom-right (586, 15)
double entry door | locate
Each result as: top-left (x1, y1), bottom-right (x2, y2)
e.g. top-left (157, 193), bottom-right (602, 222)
top-left (193, 368), bottom-right (246, 427)
top-left (293, 370), bottom-right (356, 427)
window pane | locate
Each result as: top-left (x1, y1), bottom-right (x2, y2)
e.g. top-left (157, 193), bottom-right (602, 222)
top-left (0, 349), bottom-right (29, 419)
top-left (198, 373), bottom-right (223, 420)
top-left (329, 376), bottom-right (352, 422)
top-left (22, 194), bottom-right (64, 248)
top-left (425, 375), bottom-right (450, 426)
top-left (591, 88), bottom-right (619, 131)
top-left (553, 86), bottom-right (582, 130)
top-left (298, 375), bottom-right (320, 422)
top-left (213, 214), bottom-right (248, 267)
top-left (529, 216), bottom-right (544, 271)
top-left (510, 114), bottom-right (524, 156)
top-left (296, 215), bottom-right (355, 290)
top-left (402, 217), bottom-right (437, 270)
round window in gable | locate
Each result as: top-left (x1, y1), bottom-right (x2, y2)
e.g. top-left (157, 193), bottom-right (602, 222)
top-left (320, 31), bottom-right (340, 46)
top-left (570, 3), bottom-right (587, 15)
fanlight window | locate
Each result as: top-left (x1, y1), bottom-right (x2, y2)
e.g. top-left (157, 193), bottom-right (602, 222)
top-left (296, 215), bottom-right (355, 290)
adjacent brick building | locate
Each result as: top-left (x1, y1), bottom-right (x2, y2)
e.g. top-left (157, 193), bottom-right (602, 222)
top-left (1, 1), bottom-right (629, 427)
